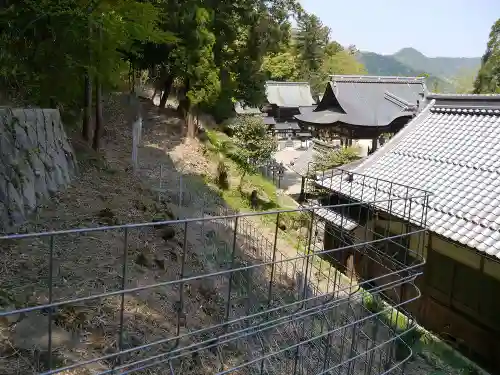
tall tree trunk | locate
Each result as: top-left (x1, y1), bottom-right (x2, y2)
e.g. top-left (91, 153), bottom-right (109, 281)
top-left (82, 20), bottom-right (92, 141)
top-left (159, 75), bottom-right (174, 108)
top-left (180, 79), bottom-right (195, 138)
top-left (82, 71), bottom-right (92, 141)
top-left (92, 25), bottom-right (103, 151)
top-left (92, 76), bottom-right (103, 150)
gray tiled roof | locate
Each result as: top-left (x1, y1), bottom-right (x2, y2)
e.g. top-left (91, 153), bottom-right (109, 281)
top-left (313, 207), bottom-right (359, 231)
top-left (295, 75), bottom-right (426, 127)
top-left (263, 116), bottom-right (277, 125)
top-left (289, 145), bottom-right (316, 176)
top-left (298, 106), bottom-right (317, 114)
top-left (318, 94), bottom-right (500, 257)
top-left (273, 122), bottom-right (301, 131)
top-left (265, 81), bottom-right (316, 107)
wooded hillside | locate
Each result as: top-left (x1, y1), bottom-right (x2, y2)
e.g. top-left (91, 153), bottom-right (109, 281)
top-left (1, 2), bottom-right (498, 142)
top-left (0, 1), bottom-right (367, 141)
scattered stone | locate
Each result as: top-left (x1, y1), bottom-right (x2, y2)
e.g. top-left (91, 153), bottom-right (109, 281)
top-left (154, 256), bottom-right (166, 271)
top-left (133, 200), bottom-right (148, 212)
top-left (197, 281), bottom-right (217, 301)
top-left (53, 305), bottom-right (88, 331)
top-left (135, 252), bottom-right (151, 268)
top-left (160, 226), bottom-right (176, 241)
top-left (168, 249), bottom-right (178, 262)
top-left (97, 207), bottom-right (117, 225)
top-left (11, 314), bottom-right (77, 352)
top-left (98, 207), bottom-right (114, 219)
top-left (201, 303), bottom-right (218, 316)
top-left (121, 333), bottom-right (143, 350)
top-left (152, 217), bottom-right (168, 228)
top-left (297, 227), bottom-right (309, 239)
top-left (0, 288), bottom-right (17, 307)
top-left (4, 306), bottom-right (22, 325)
top-left (250, 190), bottom-right (258, 209)
top-left (258, 191), bottom-right (271, 203)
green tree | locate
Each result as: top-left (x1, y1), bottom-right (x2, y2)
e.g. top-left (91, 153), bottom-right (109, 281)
top-left (474, 18), bottom-right (500, 94)
top-left (453, 68), bottom-right (477, 94)
top-left (232, 116), bottom-right (278, 187)
top-left (318, 50), bottom-right (366, 91)
top-left (324, 41), bottom-right (344, 56)
top-left (262, 52), bottom-right (300, 81)
top-left (313, 147), bottom-right (360, 171)
top-left (0, 0), bottom-right (172, 148)
top-left (295, 13), bottom-right (330, 81)
top-left (431, 80), bottom-right (441, 93)
top-left (0, 0), bottom-right (302, 137)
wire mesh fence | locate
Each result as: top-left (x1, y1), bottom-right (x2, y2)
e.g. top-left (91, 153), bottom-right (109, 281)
top-left (0, 167), bottom-right (429, 375)
top-left (257, 160), bottom-right (285, 190)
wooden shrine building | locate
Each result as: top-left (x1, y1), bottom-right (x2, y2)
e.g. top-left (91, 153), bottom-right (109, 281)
top-left (263, 81), bottom-right (317, 123)
top-left (294, 75), bottom-right (427, 152)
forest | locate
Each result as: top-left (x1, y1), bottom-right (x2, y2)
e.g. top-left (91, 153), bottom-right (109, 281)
top-left (0, 1), bottom-right (499, 147)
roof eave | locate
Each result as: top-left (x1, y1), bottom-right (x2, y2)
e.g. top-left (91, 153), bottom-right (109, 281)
top-left (342, 99), bottom-right (437, 173)
top-left (329, 75), bottom-right (427, 84)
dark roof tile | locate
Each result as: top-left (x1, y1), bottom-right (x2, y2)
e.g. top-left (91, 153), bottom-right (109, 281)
top-left (296, 75), bottom-right (426, 127)
top-left (318, 94), bottom-right (500, 257)
top-left (265, 81), bottom-right (316, 107)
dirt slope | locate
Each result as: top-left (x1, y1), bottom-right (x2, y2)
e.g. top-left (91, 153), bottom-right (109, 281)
top-left (0, 94), bottom-right (444, 375)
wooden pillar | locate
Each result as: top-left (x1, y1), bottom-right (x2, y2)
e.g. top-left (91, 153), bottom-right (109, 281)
top-left (371, 138), bottom-right (378, 152)
top-left (298, 177), bottom-right (306, 203)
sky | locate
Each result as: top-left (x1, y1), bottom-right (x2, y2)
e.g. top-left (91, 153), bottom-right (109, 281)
top-left (299, 0), bottom-right (499, 58)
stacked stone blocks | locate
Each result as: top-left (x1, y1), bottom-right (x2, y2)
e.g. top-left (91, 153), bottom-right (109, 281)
top-left (0, 108), bottom-right (77, 231)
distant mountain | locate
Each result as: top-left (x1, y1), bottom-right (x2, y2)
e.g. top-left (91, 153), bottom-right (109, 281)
top-left (357, 48), bottom-right (481, 93)
top-left (393, 48), bottom-right (480, 79)
top-left (357, 51), bottom-right (423, 77)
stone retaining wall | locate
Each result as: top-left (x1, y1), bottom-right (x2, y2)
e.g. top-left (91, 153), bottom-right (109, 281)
top-left (0, 108), bottom-right (77, 232)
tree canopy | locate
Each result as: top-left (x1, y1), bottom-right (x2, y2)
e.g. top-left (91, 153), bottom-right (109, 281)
top-left (0, 0), bottom-right (301, 116)
top-left (0, 0), bottom-right (371, 141)
top-left (262, 13), bottom-right (367, 95)
top-left (230, 116), bottom-right (278, 186)
top-left (313, 147), bottom-right (360, 172)
top-left (474, 18), bottom-right (500, 94)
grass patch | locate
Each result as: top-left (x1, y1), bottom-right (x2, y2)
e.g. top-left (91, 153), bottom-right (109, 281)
top-left (360, 284), bottom-right (486, 374)
top-left (205, 129), bottom-right (299, 215)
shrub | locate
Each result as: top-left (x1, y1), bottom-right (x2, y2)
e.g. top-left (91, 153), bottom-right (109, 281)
top-left (216, 159), bottom-right (229, 190)
top-left (314, 146), bottom-right (360, 171)
top-left (231, 116), bottom-right (277, 187)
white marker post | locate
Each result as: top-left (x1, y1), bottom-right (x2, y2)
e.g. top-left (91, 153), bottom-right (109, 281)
top-left (130, 92), bottom-right (142, 174)
top-left (179, 174), bottom-right (183, 207)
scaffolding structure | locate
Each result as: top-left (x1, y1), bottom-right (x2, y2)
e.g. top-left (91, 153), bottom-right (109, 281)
top-left (0, 169), bottom-right (429, 375)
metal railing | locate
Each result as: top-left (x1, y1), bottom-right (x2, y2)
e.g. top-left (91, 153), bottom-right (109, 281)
top-left (0, 174), bottom-right (429, 375)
